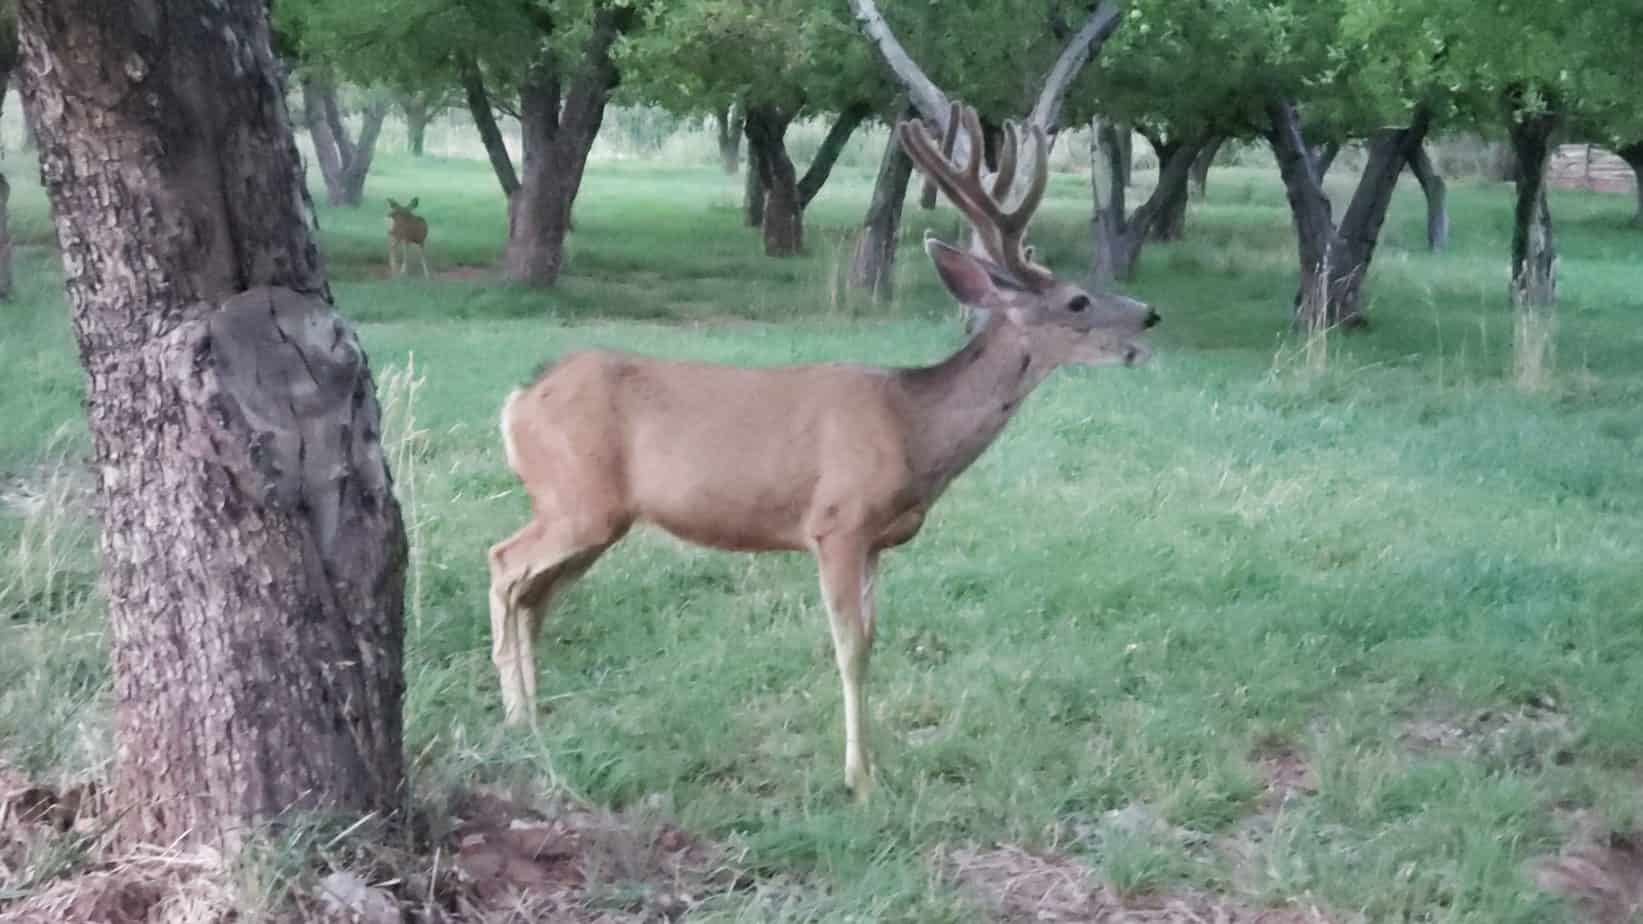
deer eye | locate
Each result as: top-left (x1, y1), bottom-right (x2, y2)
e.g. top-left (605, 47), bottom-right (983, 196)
top-left (1067, 295), bottom-right (1090, 313)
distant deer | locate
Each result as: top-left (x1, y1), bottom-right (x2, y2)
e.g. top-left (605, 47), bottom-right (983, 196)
top-left (386, 197), bottom-right (430, 277)
top-left (487, 105), bottom-right (1159, 795)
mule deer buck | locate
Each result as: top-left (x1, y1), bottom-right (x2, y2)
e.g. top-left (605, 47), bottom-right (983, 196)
top-left (386, 197), bottom-right (430, 277)
top-left (488, 105), bottom-right (1158, 795)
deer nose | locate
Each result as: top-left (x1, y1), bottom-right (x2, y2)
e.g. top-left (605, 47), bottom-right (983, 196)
top-left (1144, 310), bottom-right (1162, 329)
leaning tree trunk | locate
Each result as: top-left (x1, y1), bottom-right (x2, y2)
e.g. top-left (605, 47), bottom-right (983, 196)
top-left (1189, 137), bottom-right (1223, 200)
top-left (1144, 136), bottom-right (1189, 241)
top-left (1266, 101), bottom-right (1338, 329)
top-left (300, 75), bottom-right (386, 207)
top-left (1507, 107), bottom-right (1559, 307)
top-left (1618, 142), bottom-right (1643, 227)
top-left (504, 8), bottom-right (625, 286)
top-left (849, 113), bottom-right (915, 300)
top-left (459, 57), bottom-right (520, 199)
top-left (715, 104), bottom-right (741, 174)
top-left (17, 0), bottom-right (405, 849)
top-left (1406, 143), bottom-right (1449, 250)
top-left (1326, 111), bottom-right (1432, 324)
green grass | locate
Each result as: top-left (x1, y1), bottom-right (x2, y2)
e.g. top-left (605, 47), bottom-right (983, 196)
top-left (3, 148), bottom-right (1643, 921)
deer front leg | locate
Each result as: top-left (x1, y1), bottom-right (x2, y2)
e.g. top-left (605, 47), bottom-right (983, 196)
top-left (816, 535), bottom-right (875, 796)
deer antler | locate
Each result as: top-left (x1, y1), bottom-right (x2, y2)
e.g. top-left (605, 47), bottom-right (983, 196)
top-left (898, 104), bottom-right (1051, 289)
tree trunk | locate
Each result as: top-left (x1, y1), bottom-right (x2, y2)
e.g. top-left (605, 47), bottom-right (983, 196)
top-left (1144, 136), bottom-right (1188, 241)
top-left (18, 0), bottom-right (406, 849)
top-left (401, 94), bottom-right (430, 157)
top-left (1189, 136), bottom-right (1222, 200)
top-left (1507, 106), bottom-right (1559, 307)
top-left (0, 71), bottom-right (12, 302)
top-left (745, 105), bottom-right (802, 256)
top-left (1313, 141), bottom-right (1342, 180)
top-left (503, 9), bottom-right (627, 286)
top-left (1115, 125), bottom-right (1133, 188)
top-left (744, 142), bottom-right (765, 227)
top-left (1405, 143), bottom-right (1449, 250)
top-left (715, 104), bottom-right (741, 174)
top-left (741, 102), bottom-right (872, 258)
top-left (1090, 120), bottom-right (1204, 284)
top-left (1327, 113), bottom-right (1432, 324)
top-left (1266, 100), bottom-right (1338, 329)
top-left (1618, 142), bottom-right (1643, 227)
top-left (459, 56), bottom-right (519, 199)
top-left (849, 112), bottom-right (915, 300)
top-left (300, 75), bottom-right (384, 207)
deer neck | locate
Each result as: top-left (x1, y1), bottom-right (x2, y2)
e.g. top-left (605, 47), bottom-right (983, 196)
top-left (891, 318), bottom-right (1057, 502)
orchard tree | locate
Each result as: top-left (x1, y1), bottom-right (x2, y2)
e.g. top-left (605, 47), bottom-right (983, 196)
top-left (0, 0), bottom-right (16, 300)
top-left (17, 0), bottom-right (406, 846)
top-left (633, 0), bottom-right (892, 257)
top-left (273, 5), bottom-right (391, 207)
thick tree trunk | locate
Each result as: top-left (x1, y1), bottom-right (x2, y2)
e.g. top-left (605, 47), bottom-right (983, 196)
top-left (401, 94), bottom-right (430, 157)
top-left (849, 113), bottom-right (915, 300)
top-left (1618, 142), bottom-right (1643, 227)
top-left (1405, 143), bottom-right (1449, 250)
top-left (18, 0), bottom-right (405, 849)
top-left (1189, 136), bottom-right (1223, 200)
top-left (1507, 107), bottom-right (1559, 307)
top-left (744, 142), bottom-right (765, 227)
top-left (715, 104), bottom-right (741, 174)
top-left (1115, 125), bottom-right (1133, 188)
top-left (504, 9), bottom-right (626, 286)
top-left (300, 75), bottom-right (385, 207)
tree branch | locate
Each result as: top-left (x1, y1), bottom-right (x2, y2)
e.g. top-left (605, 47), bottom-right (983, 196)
top-left (848, 0), bottom-right (949, 127)
top-left (1028, 0), bottom-right (1121, 134)
top-left (798, 101), bottom-right (873, 207)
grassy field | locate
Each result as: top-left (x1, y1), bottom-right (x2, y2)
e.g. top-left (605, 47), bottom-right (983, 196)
top-left (3, 145), bottom-right (1643, 921)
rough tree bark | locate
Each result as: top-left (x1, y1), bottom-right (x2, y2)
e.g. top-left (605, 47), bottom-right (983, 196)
top-left (1506, 103), bottom-right (1560, 307)
top-left (1189, 136), bottom-right (1223, 200)
top-left (1090, 120), bottom-right (1205, 284)
top-left (1405, 143), bottom-right (1449, 250)
top-left (744, 102), bottom-right (872, 257)
top-left (1326, 110), bottom-right (1433, 322)
top-left (504, 6), bottom-right (630, 286)
top-left (1618, 141), bottom-right (1643, 227)
top-left (17, 0), bottom-right (406, 849)
top-left (848, 109), bottom-right (916, 300)
top-left (715, 103), bottom-right (741, 174)
top-left (300, 74), bottom-right (388, 207)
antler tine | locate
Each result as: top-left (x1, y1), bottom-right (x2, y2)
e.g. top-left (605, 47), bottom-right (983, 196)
top-left (989, 120), bottom-right (1020, 203)
top-left (1001, 122), bottom-right (1049, 236)
top-left (919, 102), bottom-right (961, 210)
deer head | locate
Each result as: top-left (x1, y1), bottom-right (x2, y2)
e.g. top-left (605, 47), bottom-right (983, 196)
top-left (899, 104), bottom-right (1158, 366)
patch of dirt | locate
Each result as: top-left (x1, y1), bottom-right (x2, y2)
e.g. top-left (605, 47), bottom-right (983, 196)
top-left (1, 774), bottom-right (740, 924)
top-left (938, 844), bottom-right (1334, 923)
top-left (1533, 813), bottom-right (1643, 924)
top-left (1400, 698), bottom-right (1574, 768)
top-left (1251, 744), bottom-right (1318, 812)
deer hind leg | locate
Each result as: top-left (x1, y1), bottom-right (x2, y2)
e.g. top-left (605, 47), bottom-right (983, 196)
top-left (815, 535), bottom-right (878, 796)
top-left (417, 242), bottom-right (430, 278)
top-left (488, 515), bottom-right (624, 726)
top-left (388, 239), bottom-right (401, 276)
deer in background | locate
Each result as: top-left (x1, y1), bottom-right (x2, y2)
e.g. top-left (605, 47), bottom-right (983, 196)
top-left (487, 105), bottom-right (1159, 796)
top-left (386, 197), bottom-right (430, 277)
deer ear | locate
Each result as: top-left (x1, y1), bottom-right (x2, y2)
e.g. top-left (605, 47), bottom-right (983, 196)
top-left (407, 197), bottom-right (419, 209)
top-left (925, 238), bottom-right (1004, 308)
top-left (387, 198), bottom-right (401, 209)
